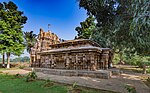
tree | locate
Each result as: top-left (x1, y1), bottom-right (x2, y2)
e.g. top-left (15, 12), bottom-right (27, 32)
top-left (11, 56), bottom-right (30, 62)
top-left (24, 31), bottom-right (37, 63)
top-left (78, 0), bottom-right (150, 54)
top-left (0, 1), bottom-right (27, 68)
top-left (128, 0), bottom-right (150, 55)
top-left (0, 20), bottom-right (6, 67)
top-left (78, 0), bottom-right (131, 64)
top-left (78, 0), bottom-right (150, 69)
top-left (128, 0), bottom-right (150, 73)
top-left (75, 15), bottom-right (95, 39)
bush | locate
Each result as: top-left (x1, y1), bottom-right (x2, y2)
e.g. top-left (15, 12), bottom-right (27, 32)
top-left (26, 71), bottom-right (37, 82)
top-left (14, 73), bottom-right (22, 78)
top-left (125, 84), bottom-right (136, 93)
top-left (113, 53), bottom-right (122, 65)
top-left (68, 82), bottom-right (77, 91)
top-left (147, 68), bottom-right (150, 73)
top-left (125, 55), bottom-right (150, 67)
top-left (19, 65), bottom-right (25, 69)
top-left (147, 77), bottom-right (150, 83)
top-left (67, 82), bottom-right (83, 93)
top-left (42, 79), bottom-right (54, 88)
top-left (124, 55), bottom-right (142, 66)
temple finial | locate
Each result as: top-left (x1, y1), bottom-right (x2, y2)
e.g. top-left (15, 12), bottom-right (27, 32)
top-left (48, 24), bottom-right (51, 30)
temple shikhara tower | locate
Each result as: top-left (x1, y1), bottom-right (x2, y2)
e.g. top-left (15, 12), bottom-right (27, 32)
top-left (30, 28), bottom-right (60, 65)
top-left (31, 28), bottom-right (112, 71)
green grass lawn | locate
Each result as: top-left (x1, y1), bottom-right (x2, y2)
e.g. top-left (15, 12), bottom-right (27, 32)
top-left (0, 73), bottom-right (117, 93)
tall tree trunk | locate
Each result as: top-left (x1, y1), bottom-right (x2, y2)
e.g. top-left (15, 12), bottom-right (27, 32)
top-left (6, 53), bottom-right (10, 68)
top-left (2, 53), bottom-right (5, 68)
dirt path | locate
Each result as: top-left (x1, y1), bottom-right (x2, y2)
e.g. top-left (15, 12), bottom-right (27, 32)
top-left (1, 69), bottom-right (150, 93)
top-left (1, 69), bottom-right (30, 75)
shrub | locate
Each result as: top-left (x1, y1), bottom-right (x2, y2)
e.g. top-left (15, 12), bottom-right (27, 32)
top-left (124, 55), bottom-right (142, 66)
top-left (26, 71), bottom-right (37, 82)
top-left (125, 84), bottom-right (136, 93)
top-left (68, 82), bottom-right (77, 91)
top-left (147, 68), bottom-right (150, 73)
top-left (125, 55), bottom-right (150, 68)
top-left (42, 79), bottom-right (54, 88)
top-left (72, 82), bottom-right (77, 89)
top-left (19, 65), bottom-right (25, 69)
top-left (14, 73), bottom-right (22, 78)
top-left (68, 82), bottom-right (83, 93)
top-left (147, 77), bottom-right (150, 83)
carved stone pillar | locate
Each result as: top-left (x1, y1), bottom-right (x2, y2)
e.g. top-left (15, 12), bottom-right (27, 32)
top-left (75, 54), bottom-right (78, 70)
top-left (105, 53), bottom-right (109, 69)
top-left (90, 53), bottom-right (96, 71)
top-left (51, 54), bottom-right (55, 68)
top-left (83, 54), bottom-right (86, 70)
top-left (72, 55), bottom-right (76, 70)
top-left (65, 53), bottom-right (70, 69)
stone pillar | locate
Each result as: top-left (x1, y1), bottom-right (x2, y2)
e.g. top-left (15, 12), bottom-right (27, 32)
top-left (42, 56), bottom-right (46, 68)
top-left (100, 54), bottom-right (106, 69)
top-left (72, 55), bottom-right (76, 70)
top-left (105, 54), bottom-right (109, 69)
top-left (108, 52), bottom-right (113, 68)
top-left (69, 55), bottom-right (72, 69)
top-left (51, 54), bottom-right (55, 68)
top-left (101, 50), bottom-right (109, 70)
top-left (45, 56), bottom-right (49, 68)
top-left (83, 54), bottom-right (86, 70)
top-left (87, 54), bottom-right (90, 70)
top-left (75, 54), bottom-right (78, 70)
top-left (65, 53), bottom-right (70, 69)
top-left (33, 55), bottom-right (36, 63)
top-left (91, 54), bottom-right (96, 71)
top-left (97, 55), bottom-right (100, 70)
top-left (37, 54), bottom-right (40, 67)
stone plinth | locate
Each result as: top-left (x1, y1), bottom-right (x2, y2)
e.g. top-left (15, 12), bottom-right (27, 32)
top-left (34, 68), bottom-right (112, 79)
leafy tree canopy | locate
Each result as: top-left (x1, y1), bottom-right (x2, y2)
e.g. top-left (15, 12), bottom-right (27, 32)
top-left (75, 15), bottom-right (95, 39)
top-left (78, 0), bottom-right (150, 55)
top-left (24, 31), bottom-right (37, 53)
top-left (0, 1), bottom-right (27, 56)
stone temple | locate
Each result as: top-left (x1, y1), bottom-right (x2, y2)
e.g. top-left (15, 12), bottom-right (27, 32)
top-left (31, 28), bottom-right (112, 71)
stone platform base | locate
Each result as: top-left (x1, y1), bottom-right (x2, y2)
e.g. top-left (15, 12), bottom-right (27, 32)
top-left (34, 68), bottom-right (112, 79)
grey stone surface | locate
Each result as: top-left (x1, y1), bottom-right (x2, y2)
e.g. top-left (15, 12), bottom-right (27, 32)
top-left (36, 72), bottom-right (150, 93)
top-left (34, 68), bottom-right (112, 79)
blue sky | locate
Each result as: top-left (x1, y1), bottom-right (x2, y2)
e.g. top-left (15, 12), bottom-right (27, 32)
top-left (0, 0), bottom-right (88, 58)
